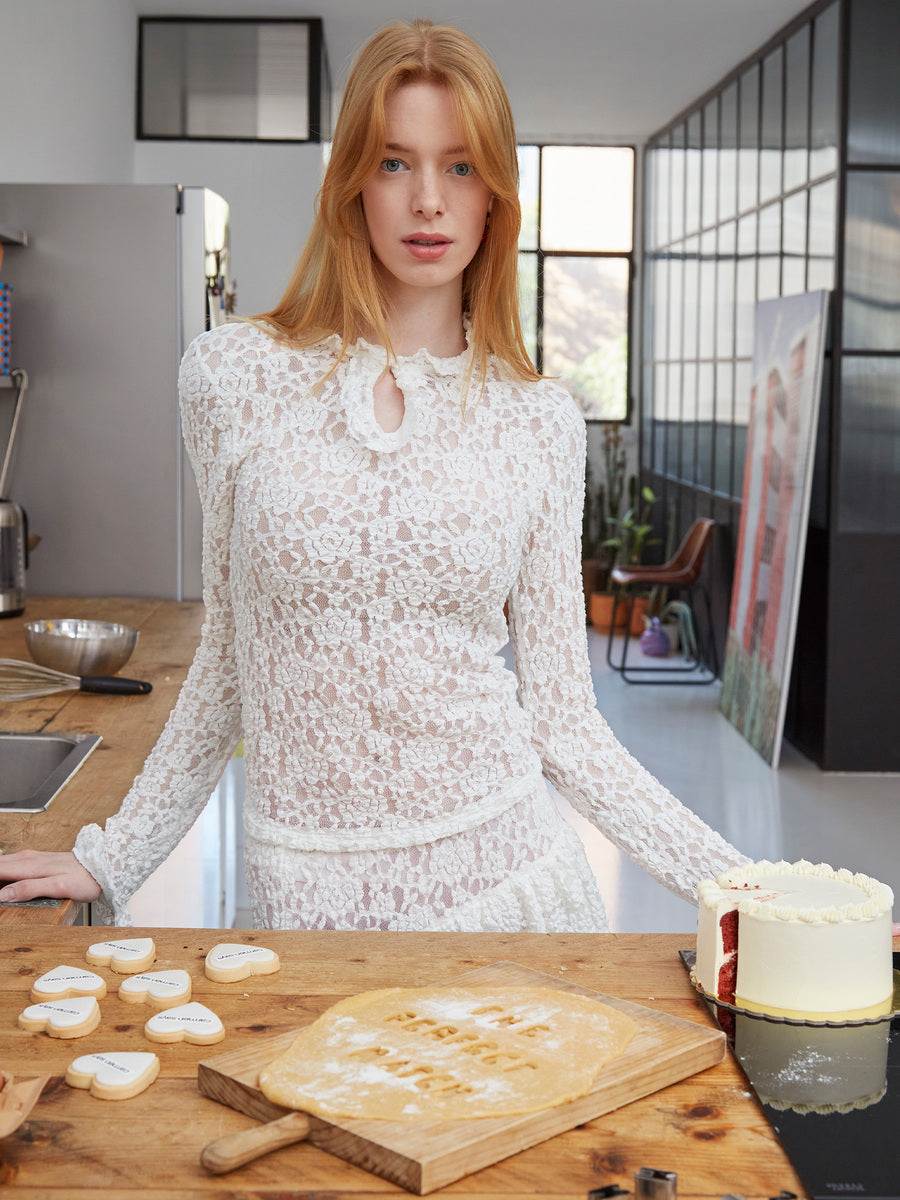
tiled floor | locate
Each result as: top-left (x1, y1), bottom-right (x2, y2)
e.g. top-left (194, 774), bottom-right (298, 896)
top-left (129, 628), bottom-right (899, 932)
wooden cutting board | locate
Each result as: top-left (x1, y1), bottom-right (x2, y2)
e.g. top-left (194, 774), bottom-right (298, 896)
top-left (197, 960), bottom-right (725, 1193)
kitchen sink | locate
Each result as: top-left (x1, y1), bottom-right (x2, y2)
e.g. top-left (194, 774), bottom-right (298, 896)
top-left (0, 731), bottom-right (102, 813)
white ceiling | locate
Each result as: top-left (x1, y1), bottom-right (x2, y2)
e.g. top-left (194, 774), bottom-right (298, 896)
top-left (134, 0), bottom-right (812, 142)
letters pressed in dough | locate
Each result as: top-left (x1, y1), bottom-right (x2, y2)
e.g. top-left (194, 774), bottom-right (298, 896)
top-left (259, 985), bottom-right (637, 1120)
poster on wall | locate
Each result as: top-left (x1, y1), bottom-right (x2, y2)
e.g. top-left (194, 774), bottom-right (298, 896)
top-left (719, 290), bottom-right (829, 767)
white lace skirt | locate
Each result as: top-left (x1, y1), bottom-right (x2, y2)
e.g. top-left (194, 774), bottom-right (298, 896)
top-left (243, 782), bottom-right (609, 932)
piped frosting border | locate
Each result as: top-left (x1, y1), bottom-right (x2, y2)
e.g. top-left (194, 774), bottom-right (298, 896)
top-left (703, 859), bottom-right (893, 924)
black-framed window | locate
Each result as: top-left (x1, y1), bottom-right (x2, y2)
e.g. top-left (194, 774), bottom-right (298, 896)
top-left (642, 1), bottom-right (839, 503)
top-left (517, 145), bottom-right (635, 422)
top-left (137, 17), bottom-right (329, 143)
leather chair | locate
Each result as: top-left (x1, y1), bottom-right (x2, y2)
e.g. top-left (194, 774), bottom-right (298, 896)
top-left (605, 517), bottom-right (719, 684)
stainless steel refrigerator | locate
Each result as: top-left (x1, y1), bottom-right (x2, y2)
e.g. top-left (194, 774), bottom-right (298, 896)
top-left (0, 183), bottom-right (231, 601)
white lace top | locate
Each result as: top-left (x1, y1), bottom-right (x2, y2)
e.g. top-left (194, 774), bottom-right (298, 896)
top-left (74, 321), bottom-right (746, 929)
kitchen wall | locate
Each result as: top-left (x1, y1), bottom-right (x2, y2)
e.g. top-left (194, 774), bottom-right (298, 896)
top-left (0, 0), bottom-right (322, 316)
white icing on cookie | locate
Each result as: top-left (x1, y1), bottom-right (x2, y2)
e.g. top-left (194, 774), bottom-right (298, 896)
top-left (144, 1002), bottom-right (224, 1045)
top-left (86, 938), bottom-right (156, 974)
top-left (31, 965), bottom-right (107, 1002)
top-left (18, 996), bottom-right (101, 1038)
top-left (118, 970), bottom-right (191, 1009)
top-left (204, 943), bottom-right (279, 981)
top-left (66, 1051), bottom-right (160, 1100)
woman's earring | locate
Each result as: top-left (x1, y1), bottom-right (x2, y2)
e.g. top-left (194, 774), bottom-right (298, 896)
top-left (481, 211), bottom-right (491, 245)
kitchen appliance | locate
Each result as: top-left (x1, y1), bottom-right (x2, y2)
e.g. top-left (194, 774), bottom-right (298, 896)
top-left (0, 185), bottom-right (230, 601)
top-left (0, 368), bottom-right (29, 617)
top-left (197, 960), bottom-right (725, 1193)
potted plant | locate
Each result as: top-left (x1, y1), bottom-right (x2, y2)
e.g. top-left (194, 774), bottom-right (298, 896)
top-left (581, 423), bottom-right (628, 621)
top-left (589, 475), bottom-right (660, 632)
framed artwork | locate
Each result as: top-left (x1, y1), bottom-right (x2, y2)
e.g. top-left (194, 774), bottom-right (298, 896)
top-left (719, 290), bottom-right (829, 766)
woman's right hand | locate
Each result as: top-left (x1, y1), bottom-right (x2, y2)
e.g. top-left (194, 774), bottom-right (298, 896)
top-left (0, 850), bottom-right (101, 904)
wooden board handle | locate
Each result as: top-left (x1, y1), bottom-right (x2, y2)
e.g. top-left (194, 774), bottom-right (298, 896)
top-left (201, 1110), bottom-right (310, 1174)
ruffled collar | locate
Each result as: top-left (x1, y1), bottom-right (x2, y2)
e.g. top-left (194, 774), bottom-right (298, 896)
top-left (335, 328), bottom-right (474, 453)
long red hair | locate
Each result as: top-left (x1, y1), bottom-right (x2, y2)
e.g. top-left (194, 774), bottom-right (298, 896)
top-left (256, 19), bottom-right (539, 387)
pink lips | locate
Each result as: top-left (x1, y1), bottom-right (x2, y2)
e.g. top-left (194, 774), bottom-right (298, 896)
top-left (403, 234), bottom-right (451, 261)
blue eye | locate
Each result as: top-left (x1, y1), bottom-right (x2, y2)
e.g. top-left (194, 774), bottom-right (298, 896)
top-left (381, 158), bottom-right (403, 173)
top-left (451, 163), bottom-right (474, 177)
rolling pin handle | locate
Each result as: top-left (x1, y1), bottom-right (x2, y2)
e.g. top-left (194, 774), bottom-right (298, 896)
top-left (200, 1110), bottom-right (310, 1174)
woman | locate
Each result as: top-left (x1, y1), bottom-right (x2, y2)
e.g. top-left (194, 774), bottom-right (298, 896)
top-left (0, 20), bottom-right (747, 928)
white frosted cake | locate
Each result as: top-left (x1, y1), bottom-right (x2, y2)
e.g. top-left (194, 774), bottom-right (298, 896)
top-left (695, 860), bottom-right (894, 1019)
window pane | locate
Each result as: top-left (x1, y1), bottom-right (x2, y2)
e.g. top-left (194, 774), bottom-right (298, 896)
top-left (140, 20), bottom-right (313, 140)
top-left (811, 3), bottom-right (839, 177)
top-left (758, 256), bottom-right (781, 301)
top-left (736, 258), bottom-right (757, 358)
top-left (653, 142), bottom-right (670, 247)
top-left (759, 200), bottom-right (781, 254)
top-left (516, 252), bottom-right (538, 364)
top-left (716, 255), bottom-right (736, 359)
top-left (809, 176), bottom-right (836, 261)
top-left (783, 189), bottom-right (807, 255)
top-left (683, 246), bottom-right (699, 358)
top-left (847, 0), bottom-right (900, 164)
top-left (671, 126), bottom-right (686, 242)
top-left (685, 113), bottom-right (702, 237)
top-left (668, 251), bottom-right (683, 360)
top-left (843, 171), bottom-right (900, 349)
top-left (715, 361), bottom-right (734, 494)
top-left (517, 145), bottom-right (539, 250)
top-left (681, 362), bottom-right (697, 481)
top-left (540, 147), bottom-right (633, 251)
top-left (698, 234), bottom-right (716, 359)
top-left (720, 82), bottom-right (738, 221)
top-left (542, 256), bottom-right (629, 420)
top-left (760, 46), bottom-right (784, 203)
top-left (697, 362), bottom-right (714, 488)
top-left (838, 358), bottom-right (900, 530)
top-left (702, 99), bottom-right (719, 229)
top-left (652, 255), bottom-right (669, 359)
top-left (784, 26), bottom-right (810, 192)
top-left (739, 65), bottom-right (760, 212)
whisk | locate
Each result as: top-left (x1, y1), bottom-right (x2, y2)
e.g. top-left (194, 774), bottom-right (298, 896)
top-left (0, 658), bottom-right (152, 702)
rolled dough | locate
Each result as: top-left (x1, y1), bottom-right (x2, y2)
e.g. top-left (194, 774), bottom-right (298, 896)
top-left (259, 985), bottom-right (637, 1120)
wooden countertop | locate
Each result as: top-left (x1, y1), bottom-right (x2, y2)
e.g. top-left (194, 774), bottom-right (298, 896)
top-left (0, 597), bottom-right (204, 926)
top-left (0, 929), bottom-right (813, 1198)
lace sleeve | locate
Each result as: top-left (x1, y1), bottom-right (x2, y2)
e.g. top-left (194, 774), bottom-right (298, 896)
top-left (73, 335), bottom-right (244, 924)
top-left (506, 394), bottom-right (749, 905)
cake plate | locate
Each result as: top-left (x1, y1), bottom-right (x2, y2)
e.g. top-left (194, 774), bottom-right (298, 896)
top-left (680, 950), bottom-right (900, 1027)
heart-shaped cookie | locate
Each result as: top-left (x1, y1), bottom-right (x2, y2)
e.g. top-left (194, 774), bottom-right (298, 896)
top-left (144, 1002), bottom-right (224, 1045)
top-left (66, 1052), bottom-right (160, 1100)
top-left (86, 938), bottom-right (156, 974)
top-left (204, 943), bottom-right (280, 983)
top-left (31, 965), bottom-right (107, 1003)
top-left (118, 970), bottom-right (192, 1010)
top-left (18, 996), bottom-right (101, 1039)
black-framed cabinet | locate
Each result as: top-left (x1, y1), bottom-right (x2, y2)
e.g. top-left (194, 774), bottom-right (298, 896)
top-left (640, 0), bottom-right (900, 770)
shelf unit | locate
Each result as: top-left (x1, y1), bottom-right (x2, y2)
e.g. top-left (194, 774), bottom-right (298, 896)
top-left (0, 225), bottom-right (28, 247)
top-left (1, 225), bottom-right (26, 386)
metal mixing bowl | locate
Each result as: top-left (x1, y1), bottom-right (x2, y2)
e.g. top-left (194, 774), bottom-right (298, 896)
top-left (24, 619), bottom-right (139, 676)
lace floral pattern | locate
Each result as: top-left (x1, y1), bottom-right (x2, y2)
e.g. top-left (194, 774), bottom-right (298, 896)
top-left (74, 322), bottom-right (747, 928)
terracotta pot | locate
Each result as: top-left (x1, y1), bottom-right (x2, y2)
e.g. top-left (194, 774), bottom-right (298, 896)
top-left (628, 596), bottom-right (650, 636)
top-left (589, 591), bottom-right (627, 632)
top-left (581, 559), bottom-right (610, 621)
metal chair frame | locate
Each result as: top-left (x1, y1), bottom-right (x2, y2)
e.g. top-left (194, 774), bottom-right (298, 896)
top-left (604, 518), bottom-right (719, 685)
